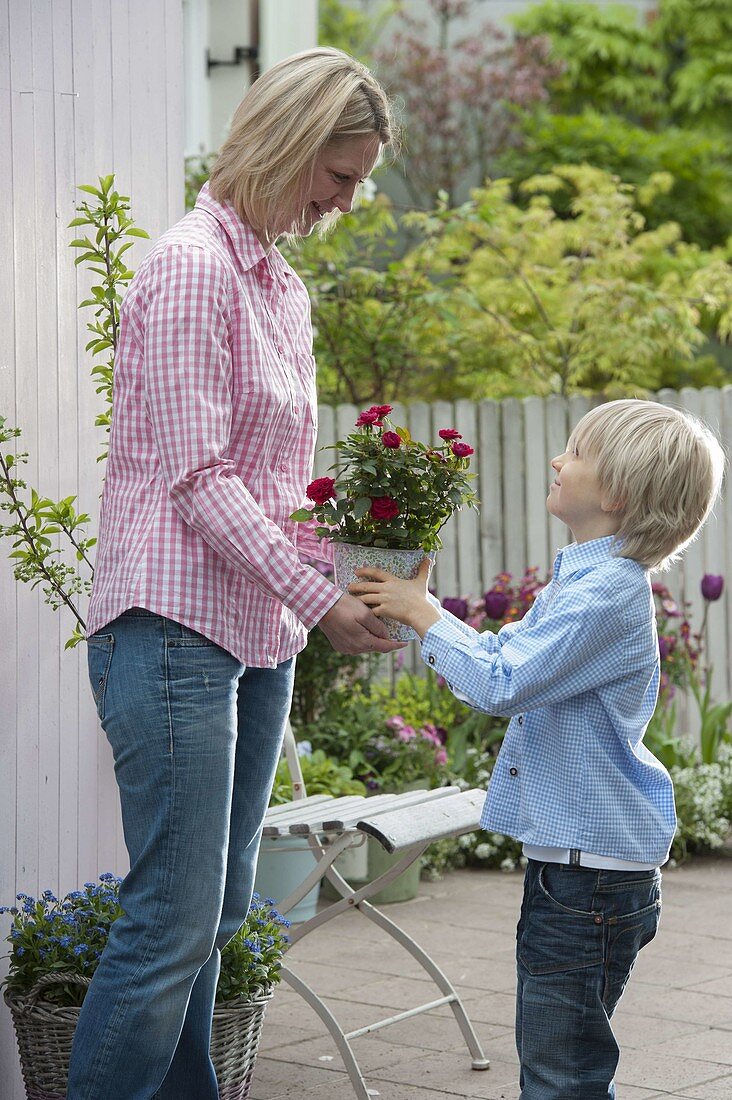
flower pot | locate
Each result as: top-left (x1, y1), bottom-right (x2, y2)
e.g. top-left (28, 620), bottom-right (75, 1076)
top-left (253, 835), bottom-right (321, 923)
top-left (4, 974), bottom-right (272, 1100)
top-left (332, 543), bottom-right (433, 641)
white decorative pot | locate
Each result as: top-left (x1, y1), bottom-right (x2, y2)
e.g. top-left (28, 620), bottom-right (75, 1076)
top-left (332, 542), bottom-right (434, 642)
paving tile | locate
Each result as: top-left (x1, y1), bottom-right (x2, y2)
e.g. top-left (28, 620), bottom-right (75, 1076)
top-left (619, 983), bottom-right (732, 1028)
top-left (650, 1027), bottom-right (732, 1066)
top-left (680, 975), bottom-right (732, 999)
top-left (670, 1074), bottom-right (732, 1098)
top-left (249, 1055), bottom-right (344, 1096)
top-left (615, 1048), bottom-right (731, 1093)
top-left (248, 858), bottom-right (732, 1098)
top-left (611, 1015), bottom-right (713, 1050)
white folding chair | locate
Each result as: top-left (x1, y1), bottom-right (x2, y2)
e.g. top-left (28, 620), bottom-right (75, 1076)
top-left (261, 720), bottom-right (491, 1099)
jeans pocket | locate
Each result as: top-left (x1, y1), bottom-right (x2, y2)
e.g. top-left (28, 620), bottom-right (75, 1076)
top-left (603, 890), bottom-right (661, 1014)
top-left (87, 634), bottom-right (115, 722)
top-left (519, 864), bottom-right (605, 976)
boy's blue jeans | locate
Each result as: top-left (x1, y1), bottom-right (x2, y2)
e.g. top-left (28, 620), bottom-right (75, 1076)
top-left (516, 859), bottom-right (662, 1099)
top-left (67, 609), bottom-right (295, 1100)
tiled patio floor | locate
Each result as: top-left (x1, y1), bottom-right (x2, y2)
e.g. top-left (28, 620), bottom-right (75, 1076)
top-left (251, 851), bottom-right (732, 1099)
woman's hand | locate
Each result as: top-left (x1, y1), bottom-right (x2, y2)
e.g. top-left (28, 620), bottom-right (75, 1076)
top-left (348, 558), bottom-right (440, 639)
top-left (317, 593), bottom-right (408, 654)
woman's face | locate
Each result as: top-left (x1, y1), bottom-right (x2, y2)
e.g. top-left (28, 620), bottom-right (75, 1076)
top-left (297, 133), bottom-right (383, 235)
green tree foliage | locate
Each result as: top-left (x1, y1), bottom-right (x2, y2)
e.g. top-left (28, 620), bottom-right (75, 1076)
top-left (650, 0), bottom-right (732, 129)
top-left (502, 109), bottom-right (732, 249)
top-left (513, 0), bottom-right (732, 130)
top-left (285, 167), bottom-right (732, 402)
top-left (404, 166), bottom-right (732, 398)
top-left (318, 0), bottom-right (396, 62)
top-left (282, 194), bottom-right (455, 405)
top-left (512, 2), bottom-right (666, 121)
top-left (510, 1), bottom-right (732, 248)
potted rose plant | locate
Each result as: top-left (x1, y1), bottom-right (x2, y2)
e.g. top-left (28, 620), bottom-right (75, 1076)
top-left (291, 404), bottom-right (478, 639)
top-left (1, 875), bottom-right (289, 1099)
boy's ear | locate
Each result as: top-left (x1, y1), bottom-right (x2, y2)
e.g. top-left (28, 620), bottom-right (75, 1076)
top-left (601, 493), bottom-right (625, 515)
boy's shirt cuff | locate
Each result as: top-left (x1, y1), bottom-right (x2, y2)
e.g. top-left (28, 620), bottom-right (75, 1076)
top-left (420, 615), bottom-right (481, 707)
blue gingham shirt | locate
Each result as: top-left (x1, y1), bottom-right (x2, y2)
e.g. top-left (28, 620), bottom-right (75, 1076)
top-left (422, 537), bottom-right (676, 865)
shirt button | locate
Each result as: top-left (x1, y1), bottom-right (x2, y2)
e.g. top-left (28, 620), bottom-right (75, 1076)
top-left (517, 715), bottom-right (524, 726)
top-left (279, 462), bottom-right (288, 472)
top-left (509, 766), bottom-right (518, 777)
top-left (428, 655), bottom-right (436, 665)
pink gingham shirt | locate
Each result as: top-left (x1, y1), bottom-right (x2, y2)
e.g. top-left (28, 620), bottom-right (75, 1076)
top-left (87, 182), bottom-right (340, 667)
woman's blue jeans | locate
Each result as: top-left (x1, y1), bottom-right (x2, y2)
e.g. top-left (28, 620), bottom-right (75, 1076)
top-left (516, 859), bottom-right (662, 1099)
top-left (67, 609), bottom-right (296, 1100)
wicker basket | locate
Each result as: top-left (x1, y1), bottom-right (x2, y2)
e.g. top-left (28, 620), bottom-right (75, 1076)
top-left (4, 973), bottom-right (273, 1100)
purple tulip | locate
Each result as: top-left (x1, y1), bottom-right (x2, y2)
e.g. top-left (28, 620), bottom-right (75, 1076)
top-left (442, 596), bottom-right (468, 620)
top-left (484, 589), bottom-right (509, 621)
top-left (701, 574), bottom-right (724, 602)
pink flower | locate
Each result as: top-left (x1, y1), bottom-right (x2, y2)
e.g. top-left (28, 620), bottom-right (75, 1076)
top-left (439, 428), bottom-right (462, 441)
top-left (382, 431), bottom-right (402, 448)
top-left (434, 749), bottom-right (448, 767)
top-left (451, 442), bottom-right (474, 458)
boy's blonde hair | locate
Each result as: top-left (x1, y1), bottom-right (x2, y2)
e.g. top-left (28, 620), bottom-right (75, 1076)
top-left (208, 47), bottom-right (395, 243)
top-left (569, 399), bottom-right (726, 571)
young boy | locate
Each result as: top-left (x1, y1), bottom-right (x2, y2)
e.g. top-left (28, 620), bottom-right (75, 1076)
top-left (349, 399), bottom-right (725, 1100)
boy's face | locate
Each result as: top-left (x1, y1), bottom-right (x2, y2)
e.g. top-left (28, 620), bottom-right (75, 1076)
top-left (547, 443), bottom-right (621, 543)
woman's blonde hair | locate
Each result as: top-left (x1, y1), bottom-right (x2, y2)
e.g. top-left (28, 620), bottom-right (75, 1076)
top-left (568, 399), bottom-right (726, 571)
top-left (208, 47), bottom-right (395, 242)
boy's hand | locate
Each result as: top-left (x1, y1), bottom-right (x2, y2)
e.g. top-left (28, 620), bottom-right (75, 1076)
top-left (348, 557), bottom-right (441, 639)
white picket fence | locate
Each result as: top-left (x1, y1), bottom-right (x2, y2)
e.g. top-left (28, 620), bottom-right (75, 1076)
top-left (314, 389), bottom-right (732, 700)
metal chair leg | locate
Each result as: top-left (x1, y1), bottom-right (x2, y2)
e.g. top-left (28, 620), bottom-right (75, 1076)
top-left (359, 898), bottom-right (490, 1070)
top-left (279, 966), bottom-right (373, 1100)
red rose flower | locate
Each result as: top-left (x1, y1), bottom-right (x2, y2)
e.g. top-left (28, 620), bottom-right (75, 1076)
top-left (356, 409), bottom-right (381, 427)
top-left (381, 431), bottom-right (401, 448)
top-left (306, 476), bottom-right (336, 505)
top-left (370, 496), bottom-right (400, 521)
top-left (370, 404), bottom-right (393, 418)
top-left (451, 442), bottom-right (474, 458)
top-left (439, 428), bottom-right (462, 441)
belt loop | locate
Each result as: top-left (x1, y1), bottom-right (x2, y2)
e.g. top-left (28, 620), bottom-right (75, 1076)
top-left (569, 848), bottom-right (582, 867)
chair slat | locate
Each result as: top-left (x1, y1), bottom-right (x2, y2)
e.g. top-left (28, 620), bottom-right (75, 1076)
top-left (316, 786), bottom-right (462, 835)
top-left (287, 790), bottom-right (428, 836)
top-left (357, 789), bottom-right (486, 853)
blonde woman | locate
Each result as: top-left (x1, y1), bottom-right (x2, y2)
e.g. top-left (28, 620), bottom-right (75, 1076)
top-left (68, 49), bottom-right (400, 1100)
